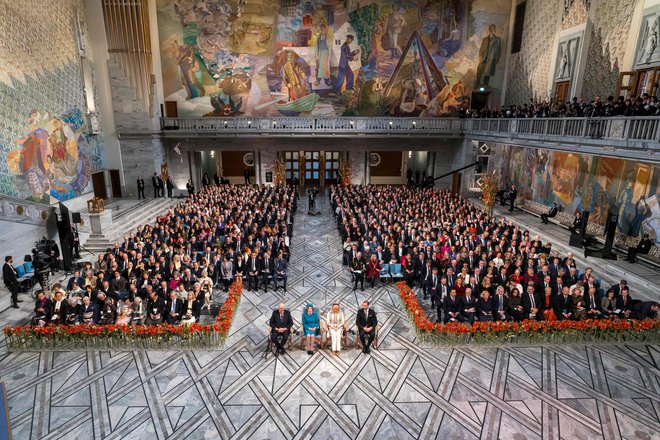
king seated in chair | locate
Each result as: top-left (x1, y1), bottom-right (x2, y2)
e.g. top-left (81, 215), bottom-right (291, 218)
top-left (269, 303), bottom-right (293, 356)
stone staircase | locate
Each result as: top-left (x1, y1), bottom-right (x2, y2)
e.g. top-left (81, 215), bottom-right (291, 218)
top-left (82, 198), bottom-right (179, 255)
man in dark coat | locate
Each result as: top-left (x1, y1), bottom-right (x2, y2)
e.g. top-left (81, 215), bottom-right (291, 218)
top-left (137, 176), bottom-right (145, 199)
top-left (3, 255), bottom-right (21, 308)
top-left (269, 303), bottom-right (293, 355)
top-left (356, 300), bottom-right (378, 353)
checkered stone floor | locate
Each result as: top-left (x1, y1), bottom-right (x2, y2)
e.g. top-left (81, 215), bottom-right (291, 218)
top-left (0, 195), bottom-right (659, 439)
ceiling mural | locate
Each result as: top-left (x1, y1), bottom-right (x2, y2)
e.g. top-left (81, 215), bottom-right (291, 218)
top-left (156, 0), bottom-right (512, 117)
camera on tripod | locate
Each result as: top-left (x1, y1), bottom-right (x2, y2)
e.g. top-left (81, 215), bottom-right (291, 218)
top-left (32, 237), bottom-right (60, 274)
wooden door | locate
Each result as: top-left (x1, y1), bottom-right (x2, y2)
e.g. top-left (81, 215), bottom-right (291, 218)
top-left (165, 101), bottom-right (178, 118)
top-left (92, 171), bottom-right (107, 200)
top-left (615, 71), bottom-right (640, 100)
top-left (451, 172), bottom-right (462, 194)
top-left (109, 170), bottom-right (122, 198)
top-left (554, 81), bottom-right (570, 103)
top-left (635, 68), bottom-right (660, 97)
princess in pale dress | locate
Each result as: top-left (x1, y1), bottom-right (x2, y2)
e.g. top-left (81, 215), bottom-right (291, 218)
top-left (326, 303), bottom-right (346, 356)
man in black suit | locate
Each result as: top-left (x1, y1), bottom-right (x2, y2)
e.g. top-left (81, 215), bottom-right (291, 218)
top-left (554, 286), bottom-right (573, 320)
top-left (584, 287), bottom-right (603, 319)
top-left (165, 291), bottom-right (183, 324)
top-left (166, 177), bottom-right (174, 198)
top-left (151, 173), bottom-right (160, 198)
top-left (261, 252), bottom-right (273, 292)
top-left (493, 286), bottom-right (509, 321)
top-left (269, 303), bottom-right (293, 355)
top-left (425, 267), bottom-right (440, 304)
top-left (461, 288), bottom-right (477, 324)
top-left (540, 203), bottom-right (558, 224)
top-left (521, 285), bottom-right (540, 320)
top-left (356, 300), bottom-right (377, 354)
top-left (631, 301), bottom-right (660, 320)
top-left (444, 289), bottom-right (462, 323)
top-left (273, 252), bottom-right (287, 292)
top-left (137, 176), bottom-right (145, 199)
top-left (625, 233), bottom-right (654, 263)
top-left (247, 253), bottom-right (260, 291)
top-left (145, 290), bottom-right (165, 325)
top-left (3, 256), bottom-right (21, 308)
top-left (508, 185), bottom-right (517, 212)
top-left (158, 175), bottom-right (165, 198)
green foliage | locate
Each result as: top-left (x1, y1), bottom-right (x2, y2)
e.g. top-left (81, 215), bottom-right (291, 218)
top-left (348, 3), bottom-right (380, 65)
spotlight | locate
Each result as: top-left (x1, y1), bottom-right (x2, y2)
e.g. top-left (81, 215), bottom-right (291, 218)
top-left (412, 121), bottom-right (416, 128)
top-left (223, 120), bottom-right (227, 128)
top-left (389, 121), bottom-right (393, 128)
top-left (350, 120), bottom-right (354, 128)
top-left (479, 87), bottom-right (485, 92)
top-left (248, 120), bottom-right (252, 128)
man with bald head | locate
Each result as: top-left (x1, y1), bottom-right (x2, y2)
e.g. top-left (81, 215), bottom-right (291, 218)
top-left (269, 303), bottom-right (293, 355)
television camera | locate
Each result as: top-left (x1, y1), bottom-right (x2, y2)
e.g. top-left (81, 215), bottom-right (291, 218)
top-left (31, 237), bottom-right (60, 289)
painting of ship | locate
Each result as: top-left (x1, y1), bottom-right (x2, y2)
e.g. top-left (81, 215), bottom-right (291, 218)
top-left (275, 92), bottom-right (320, 116)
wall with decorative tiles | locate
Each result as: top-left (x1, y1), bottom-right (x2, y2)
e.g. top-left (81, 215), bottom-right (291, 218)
top-left (0, 0), bottom-right (105, 203)
top-left (505, 0), bottom-right (637, 105)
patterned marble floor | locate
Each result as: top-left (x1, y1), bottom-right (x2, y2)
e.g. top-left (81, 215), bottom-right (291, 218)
top-left (1, 195), bottom-right (660, 440)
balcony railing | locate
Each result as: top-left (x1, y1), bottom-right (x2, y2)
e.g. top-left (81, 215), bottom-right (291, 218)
top-left (160, 117), bottom-right (463, 135)
top-left (160, 116), bottom-right (659, 142)
top-left (463, 116), bottom-right (660, 146)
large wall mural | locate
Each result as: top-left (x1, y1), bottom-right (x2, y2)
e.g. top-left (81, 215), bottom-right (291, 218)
top-left (157, 0), bottom-right (512, 117)
top-left (496, 145), bottom-right (660, 245)
top-left (0, 0), bottom-right (105, 203)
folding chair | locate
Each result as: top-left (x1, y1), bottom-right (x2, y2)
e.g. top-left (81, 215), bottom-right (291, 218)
top-left (355, 323), bottom-right (381, 349)
top-left (389, 264), bottom-right (404, 283)
top-left (379, 264), bottom-right (391, 285)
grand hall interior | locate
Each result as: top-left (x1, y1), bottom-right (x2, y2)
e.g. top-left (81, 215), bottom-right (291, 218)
top-left (0, 0), bottom-right (659, 439)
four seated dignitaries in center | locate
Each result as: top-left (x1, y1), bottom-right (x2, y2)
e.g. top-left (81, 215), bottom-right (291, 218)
top-left (270, 303), bottom-right (293, 355)
top-left (356, 300), bottom-right (378, 353)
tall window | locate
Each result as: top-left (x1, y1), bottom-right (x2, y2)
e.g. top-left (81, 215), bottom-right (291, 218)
top-left (284, 151), bottom-right (299, 182)
top-left (305, 151), bottom-right (320, 183)
top-left (325, 151), bottom-right (340, 184)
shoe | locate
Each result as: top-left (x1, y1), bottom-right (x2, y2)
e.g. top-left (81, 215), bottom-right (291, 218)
top-left (16, 299), bottom-right (23, 303)
top-left (11, 304), bottom-right (19, 309)
top-left (279, 348), bottom-right (285, 354)
top-left (362, 348), bottom-right (367, 354)
top-left (274, 349), bottom-right (279, 357)
top-left (365, 347), bottom-right (371, 354)
top-left (307, 350), bottom-right (313, 355)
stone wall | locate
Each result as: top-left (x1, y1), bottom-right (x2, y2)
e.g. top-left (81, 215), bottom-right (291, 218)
top-left (505, 0), bottom-right (637, 104)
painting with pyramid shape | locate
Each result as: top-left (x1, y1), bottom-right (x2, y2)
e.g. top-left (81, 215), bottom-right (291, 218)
top-left (156, 0), bottom-right (512, 118)
top-left (379, 30), bottom-right (448, 117)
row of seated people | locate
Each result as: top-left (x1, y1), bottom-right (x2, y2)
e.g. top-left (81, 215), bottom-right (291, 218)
top-left (268, 300), bottom-right (378, 356)
top-left (331, 184), bottom-right (659, 322)
top-left (28, 184), bottom-right (297, 326)
top-left (437, 284), bottom-right (658, 324)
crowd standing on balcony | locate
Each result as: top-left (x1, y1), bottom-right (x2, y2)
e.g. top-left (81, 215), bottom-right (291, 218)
top-left (24, 183), bottom-right (297, 327)
top-left (461, 93), bottom-right (660, 118)
top-left (332, 185), bottom-right (660, 324)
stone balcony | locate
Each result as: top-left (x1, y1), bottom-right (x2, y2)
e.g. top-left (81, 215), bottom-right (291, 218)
top-left (155, 116), bottom-right (660, 161)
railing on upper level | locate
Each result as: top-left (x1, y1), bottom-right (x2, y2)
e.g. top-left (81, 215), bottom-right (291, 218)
top-left (160, 116), bottom-right (463, 135)
top-left (463, 117), bottom-right (660, 146)
top-left (160, 115), bottom-right (660, 142)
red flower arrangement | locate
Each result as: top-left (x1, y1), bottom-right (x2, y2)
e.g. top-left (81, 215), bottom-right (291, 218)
top-left (3, 282), bottom-right (244, 351)
top-left (397, 281), bottom-right (660, 345)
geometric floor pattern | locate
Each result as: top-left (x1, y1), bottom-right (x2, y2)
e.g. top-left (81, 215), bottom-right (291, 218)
top-left (1, 197), bottom-right (660, 439)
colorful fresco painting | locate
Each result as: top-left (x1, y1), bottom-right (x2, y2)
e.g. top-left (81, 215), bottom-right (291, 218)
top-left (498, 145), bottom-right (660, 245)
top-left (156, 0), bottom-right (512, 117)
top-left (6, 109), bottom-right (93, 203)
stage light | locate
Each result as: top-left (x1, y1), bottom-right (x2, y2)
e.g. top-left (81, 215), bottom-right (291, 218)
top-left (248, 120), bottom-right (252, 128)
top-left (479, 87), bottom-right (485, 92)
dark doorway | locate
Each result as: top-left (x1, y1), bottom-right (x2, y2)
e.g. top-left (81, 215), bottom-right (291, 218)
top-left (109, 170), bottom-right (122, 198)
top-left (165, 101), bottom-right (178, 118)
top-left (92, 171), bottom-right (107, 199)
top-left (470, 91), bottom-right (491, 111)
